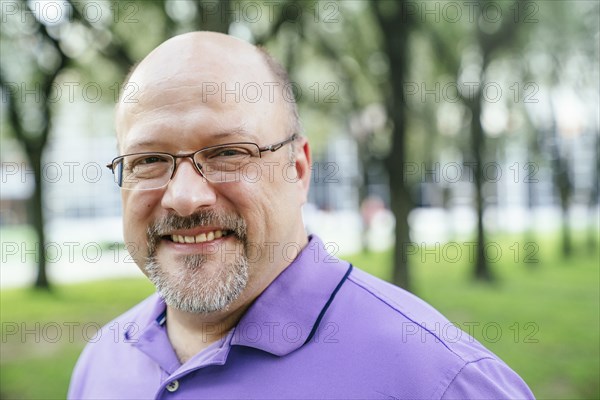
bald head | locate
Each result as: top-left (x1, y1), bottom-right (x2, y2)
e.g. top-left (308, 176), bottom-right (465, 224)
top-left (126, 32), bottom-right (262, 89)
top-left (116, 32), bottom-right (300, 152)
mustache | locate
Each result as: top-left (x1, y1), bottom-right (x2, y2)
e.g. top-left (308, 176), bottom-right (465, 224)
top-left (146, 210), bottom-right (247, 254)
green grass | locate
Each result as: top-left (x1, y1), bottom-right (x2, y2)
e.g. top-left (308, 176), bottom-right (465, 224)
top-left (1, 279), bottom-right (155, 399)
top-left (1, 232), bottom-right (598, 399)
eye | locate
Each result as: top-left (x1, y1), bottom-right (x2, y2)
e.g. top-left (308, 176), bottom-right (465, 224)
top-left (137, 155), bottom-right (168, 165)
top-left (216, 149), bottom-right (245, 157)
top-left (126, 154), bottom-right (170, 172)
top-left (131, 154), bottom-right (170, 166)
top-left (206, 146), bottom-right (253, 159)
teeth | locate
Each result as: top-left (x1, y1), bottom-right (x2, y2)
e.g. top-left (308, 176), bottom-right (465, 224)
top-left (171, 230), bottom-right (227, 244)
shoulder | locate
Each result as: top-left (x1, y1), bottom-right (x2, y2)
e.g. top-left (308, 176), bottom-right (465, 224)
top-left (329, 266), bottom-right (482, 370)
top-left (342, 266), bottom-right (490, 361)
top-left (320, 265), bottom-right (535, 399)
top-left (346, 267), bottom-right (452, 330)
top-left (68, 293), bottom-right (161, 399)
top-left (83, 292), bottom-right (161, 349)
top-left (441, 357), bottom-right (535, 399)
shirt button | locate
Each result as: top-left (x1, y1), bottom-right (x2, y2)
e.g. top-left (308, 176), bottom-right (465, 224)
top-left (166, 380), bottom-right (179, 392)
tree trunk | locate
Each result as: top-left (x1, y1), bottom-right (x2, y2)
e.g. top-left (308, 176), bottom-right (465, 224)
top-left (524, 149), bottom-right (537, 268)
top-left (558, 168), bottom-right (572, 257)
top-left (372, 0), bottom-right (414, 291)
top-left (29, 146), bottom-right (49, 289)
top-left (470, 95), bottom-right (492, 281)
top-left (587, 131), bottom-right (599, 253)
top-left (548, 115), bottom-right (573, 258)
top-left (389, 172), bottom-right (412, 290)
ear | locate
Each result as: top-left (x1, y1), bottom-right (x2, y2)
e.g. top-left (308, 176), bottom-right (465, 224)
top-left (293, 136), bottom-right (312, 204)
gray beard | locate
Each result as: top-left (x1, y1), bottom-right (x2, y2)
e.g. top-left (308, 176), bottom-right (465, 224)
top-left (145, 252), bottom-right (249, 314)
top-left (144, 210), bottom-right (249, 314)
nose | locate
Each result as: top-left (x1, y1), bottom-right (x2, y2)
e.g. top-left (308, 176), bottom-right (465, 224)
top-left (160, 159), bottom-right (217, 216)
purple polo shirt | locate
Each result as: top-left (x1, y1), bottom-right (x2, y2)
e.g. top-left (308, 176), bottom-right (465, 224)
top-left (69, 235), bottom-right (534, 399)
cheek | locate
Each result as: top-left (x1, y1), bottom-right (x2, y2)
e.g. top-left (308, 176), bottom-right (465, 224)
top-left (220, 181), bottom-right (271, 235)
top-left (232, 169), bottom-right (296, 230)
top-left (121, 192), bottom-right (162, 255)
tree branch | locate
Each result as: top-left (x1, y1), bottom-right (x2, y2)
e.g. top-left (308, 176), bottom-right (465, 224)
top-left (67, 0), bottom-right (135, 70)
top-left (0, 68), bottom-right (26, 145)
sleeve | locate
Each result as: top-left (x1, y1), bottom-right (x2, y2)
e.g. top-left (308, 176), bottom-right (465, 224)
top-left (441, 358), bottom-right (535, 400)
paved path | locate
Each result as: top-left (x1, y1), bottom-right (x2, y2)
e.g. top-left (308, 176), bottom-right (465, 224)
top-left (1, 252), bottom-right (144, 289)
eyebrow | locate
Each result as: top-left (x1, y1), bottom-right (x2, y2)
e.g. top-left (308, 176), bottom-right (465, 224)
top-left (124, 127), bottom-right (259, 153)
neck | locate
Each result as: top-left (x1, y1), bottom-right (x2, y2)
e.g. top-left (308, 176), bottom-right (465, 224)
top-left (166, 304), bottom-right (248, 363)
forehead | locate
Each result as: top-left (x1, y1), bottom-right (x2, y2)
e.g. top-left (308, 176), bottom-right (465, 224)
top-left (117, 77), bottom-right (287, 153)
top-left (123, 126), bottom-right (261, 154)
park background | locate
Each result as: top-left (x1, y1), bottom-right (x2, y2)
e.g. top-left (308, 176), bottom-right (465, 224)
top-left (1, 0), bottom-right (598, 398)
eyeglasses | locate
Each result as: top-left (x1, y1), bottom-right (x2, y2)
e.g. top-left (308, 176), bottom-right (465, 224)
top-left (106, 134), bottom-right (298, 190)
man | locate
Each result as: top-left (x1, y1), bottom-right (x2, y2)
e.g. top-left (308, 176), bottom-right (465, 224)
top-left (69, 32), bottom-right (534, 399)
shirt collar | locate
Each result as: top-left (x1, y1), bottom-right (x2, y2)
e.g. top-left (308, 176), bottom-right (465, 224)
top-left (230, 234), bottom-right (352, 356)
top-left (131, 296), bottom-right (182, 374)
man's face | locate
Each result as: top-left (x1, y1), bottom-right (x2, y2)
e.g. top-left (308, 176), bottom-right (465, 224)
top-left (115, 35), bottom-right (311, 314)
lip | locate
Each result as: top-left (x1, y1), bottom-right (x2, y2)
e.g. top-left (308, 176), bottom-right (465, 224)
top-left (166, 227), bottom-right (229, 236)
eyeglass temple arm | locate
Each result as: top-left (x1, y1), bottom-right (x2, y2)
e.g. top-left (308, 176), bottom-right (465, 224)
top-left (259, 133), bottom-right (298, 153)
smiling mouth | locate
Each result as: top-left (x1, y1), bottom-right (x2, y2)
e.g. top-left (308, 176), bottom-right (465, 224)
top-left (165, 230), bottom-right (232, 244)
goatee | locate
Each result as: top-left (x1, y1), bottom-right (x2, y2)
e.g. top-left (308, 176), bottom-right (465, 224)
top-left (144, 210), bottom-right (249, 314)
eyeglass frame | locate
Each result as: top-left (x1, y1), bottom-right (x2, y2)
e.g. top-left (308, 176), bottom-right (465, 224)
top-left (105, 133), bottom-right (299, 189)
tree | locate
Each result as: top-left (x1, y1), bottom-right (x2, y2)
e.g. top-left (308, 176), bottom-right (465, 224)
top-left (1, 0), bottom-right (72, 289)
top-left (519, 0), bottom-right (599, 258)
top-left (1, 0), bottom-right (163, 289)
top-left (426, 0), bottom-right (523, 281)
top-left (371, 0), bottom-right (416, 290)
